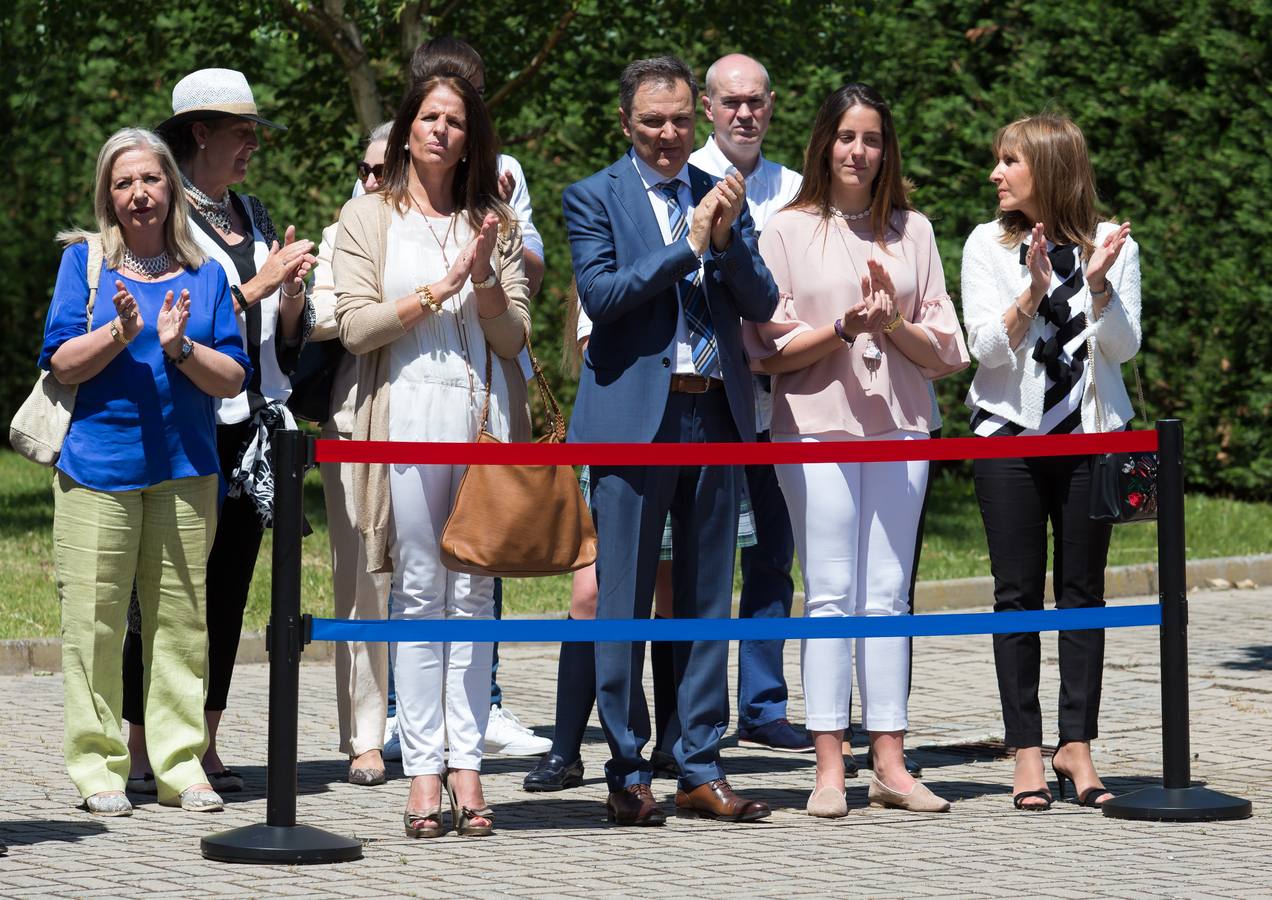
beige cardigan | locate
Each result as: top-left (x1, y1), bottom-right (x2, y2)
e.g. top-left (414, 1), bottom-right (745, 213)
top-left (333, 193), bottom-right (531, 573)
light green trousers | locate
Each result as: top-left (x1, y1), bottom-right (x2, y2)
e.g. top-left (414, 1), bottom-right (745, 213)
top-left (53, 471), bottom-right (218, 803)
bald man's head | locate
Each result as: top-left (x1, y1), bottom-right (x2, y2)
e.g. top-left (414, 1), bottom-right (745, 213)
top-left (704, 54), bottom-right (771, 96)
top-left (702, 54), bottom-right (776, 168)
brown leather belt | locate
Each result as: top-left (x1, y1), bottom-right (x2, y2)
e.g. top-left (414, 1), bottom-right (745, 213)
top-left (669, 374), bottom-right (724, 394)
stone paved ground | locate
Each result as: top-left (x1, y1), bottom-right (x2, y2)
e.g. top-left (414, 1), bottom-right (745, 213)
top-left (1, 588), bottom-right (1269, 899)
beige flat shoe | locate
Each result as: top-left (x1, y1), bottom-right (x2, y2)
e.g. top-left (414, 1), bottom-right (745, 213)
top-left (806, 786), bottom-right (848, 818)
top-left (867, 776), bottom-right (950, 813)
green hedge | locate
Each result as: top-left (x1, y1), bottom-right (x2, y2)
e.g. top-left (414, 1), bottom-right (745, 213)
top-left (3, 0), bottom-right (1268, 495)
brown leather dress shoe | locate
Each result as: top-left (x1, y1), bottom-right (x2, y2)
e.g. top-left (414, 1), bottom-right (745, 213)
top-left (675, 779), bottom-right (771, 822)
top-left (606, 783), bottom-right (667, 826)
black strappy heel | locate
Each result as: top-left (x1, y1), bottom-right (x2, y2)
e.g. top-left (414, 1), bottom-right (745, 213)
top-left (1052, 763), bottom-right (1112, 807)
top-left (1013, 789), bottom-right (1053, 811)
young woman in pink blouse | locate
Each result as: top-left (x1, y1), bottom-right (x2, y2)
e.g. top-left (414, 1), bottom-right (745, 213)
top-left (745, 83), bottom-right (968, 818)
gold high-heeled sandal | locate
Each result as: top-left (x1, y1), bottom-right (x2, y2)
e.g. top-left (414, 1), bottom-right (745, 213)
top-left (403, 806), bottom-right (446, 838)
top-left (445, 770), bottom-right (494, 837)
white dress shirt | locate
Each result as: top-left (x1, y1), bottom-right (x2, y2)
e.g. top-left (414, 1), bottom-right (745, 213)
top-left (689, 136), bottom-right (803, 429)
top-left (689, 136), bottom-right (803, 233)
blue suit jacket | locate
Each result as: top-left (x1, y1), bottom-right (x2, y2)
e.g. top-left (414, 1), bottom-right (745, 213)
top-left (563, 155), bottom-right (780, 443)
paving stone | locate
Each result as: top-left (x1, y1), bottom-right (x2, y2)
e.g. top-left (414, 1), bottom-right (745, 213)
top-left (0, 588), bottom-right (1268, 896)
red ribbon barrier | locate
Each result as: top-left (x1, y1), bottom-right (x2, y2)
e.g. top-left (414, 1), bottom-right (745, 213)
top-left (315, 429), bottom-right (1158, 466)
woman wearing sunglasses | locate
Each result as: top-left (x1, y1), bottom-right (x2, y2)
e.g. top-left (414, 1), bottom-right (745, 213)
top-left (308, 121), bottom-right (394, 787)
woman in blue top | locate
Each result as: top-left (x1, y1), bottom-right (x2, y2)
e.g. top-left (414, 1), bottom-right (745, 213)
top-left (41, 127), bottom-right (249, 816)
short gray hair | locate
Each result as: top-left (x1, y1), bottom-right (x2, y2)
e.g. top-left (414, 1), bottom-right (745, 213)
top-left (368, 120), bottom-right (393, 144)
top-left (619, 56), bottom-right (698, 116)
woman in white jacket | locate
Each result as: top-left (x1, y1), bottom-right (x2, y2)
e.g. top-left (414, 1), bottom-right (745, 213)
top-left (961, 114), bottom-right (1139, 812)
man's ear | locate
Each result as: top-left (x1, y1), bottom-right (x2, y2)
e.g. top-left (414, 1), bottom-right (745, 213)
top-left (619, 106), bottom-right (632, 141)
top-left (702, 93), bottom-right (715, 123)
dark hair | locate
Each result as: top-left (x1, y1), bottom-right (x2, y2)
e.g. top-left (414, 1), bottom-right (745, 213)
top-left (785, 82), bottom-right (912, 245)
top-left (158, 114), bottom-right (236, 164)
top-left (619, 56), bottom-right (698, 116)
top-left (380, 74), bottom-right (511, 234)
top-left (409, 36), bottom-right (485, 90)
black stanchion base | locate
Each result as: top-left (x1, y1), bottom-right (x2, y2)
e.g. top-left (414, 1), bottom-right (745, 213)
top-left (201, 823), bottom-right (363, 864)
top-left (1102, 785), bottom-right (1252, 822)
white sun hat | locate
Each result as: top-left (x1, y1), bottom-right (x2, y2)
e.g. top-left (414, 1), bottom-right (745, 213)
top-left (157, 68), bottom-right (286, 134)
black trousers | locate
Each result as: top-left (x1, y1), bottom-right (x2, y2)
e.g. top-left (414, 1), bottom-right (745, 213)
top-left (972, 454), bottom-right (1113, 748)
top-left (124, 420), bottom-right (264, 723)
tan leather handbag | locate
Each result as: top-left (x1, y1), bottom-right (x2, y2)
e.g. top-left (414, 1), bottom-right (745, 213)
top-left (10, 237), bottom-right (103, 465)
top-left (440, 331), bottom-right (598, 577)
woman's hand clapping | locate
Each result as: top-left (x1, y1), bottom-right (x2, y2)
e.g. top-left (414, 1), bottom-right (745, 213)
top-left (157, 288), bottom-right (191, 358)
top-left (113, 280), bottom-right (144, 341)
top-left (440, 214), bottom-right (500, 295)
top-left (1025, 222), bottom-right (1052, 299)
top-left (1086, 221), bottom-right (1131, 293)
top-left (860, 259), bottom-right (898, 333)
top-left (255, 224), bottom-right (316, 300)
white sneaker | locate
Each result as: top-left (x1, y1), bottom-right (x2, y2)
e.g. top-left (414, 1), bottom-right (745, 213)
top-left (484, 704), bottom-right (552, 756)
top-left (382, 716), bottom-right (402, 762)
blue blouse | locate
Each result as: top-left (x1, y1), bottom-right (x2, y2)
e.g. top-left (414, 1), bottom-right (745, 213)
top-left (38, 241), bottom-right (252, 492)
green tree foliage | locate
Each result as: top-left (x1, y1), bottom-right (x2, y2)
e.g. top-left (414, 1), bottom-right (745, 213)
top-left (2, 0), bottom-right (1268, 495)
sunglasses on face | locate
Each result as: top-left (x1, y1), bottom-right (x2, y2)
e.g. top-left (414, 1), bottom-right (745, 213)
top-left (356, 162), bottom-right (385, 181)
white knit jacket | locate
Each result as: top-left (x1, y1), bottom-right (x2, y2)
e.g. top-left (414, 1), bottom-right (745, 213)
top-left (961, 220), bottom-right (1142, 432)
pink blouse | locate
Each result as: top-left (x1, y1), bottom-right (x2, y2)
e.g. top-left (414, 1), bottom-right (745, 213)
top-left (746, 207), bottom-right (969, 438)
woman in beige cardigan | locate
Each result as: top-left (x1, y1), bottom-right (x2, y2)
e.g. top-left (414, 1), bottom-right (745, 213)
top-left (334, 74), bottom-right (529, 838)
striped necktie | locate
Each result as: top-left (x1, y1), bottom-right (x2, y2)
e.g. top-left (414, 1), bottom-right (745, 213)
top-left (658, 181), bottom-right (718, 376)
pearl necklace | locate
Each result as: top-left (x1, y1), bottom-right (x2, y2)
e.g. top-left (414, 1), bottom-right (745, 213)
top-left (830, 204), bottom-right (871, 221)
top-left (122, 246), bottom-right (171, 278)
top-left (181, 172), bottom-right (233, 231)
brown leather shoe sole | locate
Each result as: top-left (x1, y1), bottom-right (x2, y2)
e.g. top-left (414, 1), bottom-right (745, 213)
top-left (605, 798), bottom-right (667, 826)
top-left (674, 803), bottom-right (771, 822)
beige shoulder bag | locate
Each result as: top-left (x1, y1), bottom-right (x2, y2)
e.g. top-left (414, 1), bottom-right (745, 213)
top-left (10, 237), bottom-right (104, 465)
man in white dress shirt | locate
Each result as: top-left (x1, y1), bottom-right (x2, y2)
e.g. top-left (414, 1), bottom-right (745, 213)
top-left (686, 54), bottom-right (811, 755)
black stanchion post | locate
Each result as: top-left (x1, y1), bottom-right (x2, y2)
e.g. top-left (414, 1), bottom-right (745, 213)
top-left (1102, 419), bottom-right (1251, 821)
top-left (202, 429), bottom-right (363, 863)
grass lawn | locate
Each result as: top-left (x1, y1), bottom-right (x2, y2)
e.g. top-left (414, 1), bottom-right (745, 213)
top-left (1, 448), bottom-right (1268, 638)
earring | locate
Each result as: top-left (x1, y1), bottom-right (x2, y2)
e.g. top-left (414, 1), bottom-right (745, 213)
top-left (199, 144), bottom-right (206, 150)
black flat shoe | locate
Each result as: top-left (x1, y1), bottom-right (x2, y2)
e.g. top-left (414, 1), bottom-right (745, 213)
top-left (864, 750), bottom-right (922, 778)
top-left (649, 748), bottom-right (681, 780)
top-left (843, 751), bottom-right (860, 779)
top-left (522, 753), bottom-right (584, 792)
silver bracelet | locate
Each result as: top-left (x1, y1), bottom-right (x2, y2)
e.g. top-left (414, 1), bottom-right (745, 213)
top-left (1015, 301), bottom-right (1038, 321)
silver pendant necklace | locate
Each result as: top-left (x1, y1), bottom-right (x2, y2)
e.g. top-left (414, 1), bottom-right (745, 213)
top-left (181, 172), bottom-right (233, 232)
top-left (122, 245), bottom-right (171, 278)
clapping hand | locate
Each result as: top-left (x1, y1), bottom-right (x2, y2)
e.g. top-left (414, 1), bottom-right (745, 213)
top-left (1025, 222), bottom-right (1052, 297)
top-left (444, 214), bottom-right (501, 292)
top-left (157, 288), bottom-right (191, 357)
top-left (498, 170), bottom-right (517, 203)
top-left (113, 280), bottom-right (144, 341)
top-left (1087, 221), bottom-right (1131, 293)
top-left (260, 224), bottom-right (316, 299)
top-left (709, 171), bottom-right (747, 251)
top-left (860, 259), bottom-right (898, 333)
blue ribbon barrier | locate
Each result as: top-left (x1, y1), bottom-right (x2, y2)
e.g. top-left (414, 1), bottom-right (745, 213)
top-left (309, 603), bottom-right (1161, 643)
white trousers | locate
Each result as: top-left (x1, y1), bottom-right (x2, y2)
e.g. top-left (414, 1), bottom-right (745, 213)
top-left (321, 426), bottom-right (391, 758)
top-left (388, 462), bottom-right (494, 775)
top-left (776, 430), bottom-right (928, 733)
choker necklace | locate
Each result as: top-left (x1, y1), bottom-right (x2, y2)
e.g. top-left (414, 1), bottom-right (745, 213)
top-left (830, 204), bottom-right (871, 221)
top-left (181, 173), bottom-right (233, 231)
top-left (122, 246), bottom-right (171, 278)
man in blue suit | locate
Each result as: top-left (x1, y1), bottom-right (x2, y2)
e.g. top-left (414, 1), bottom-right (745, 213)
top-left (562, 55), bottom-right (779, 826)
